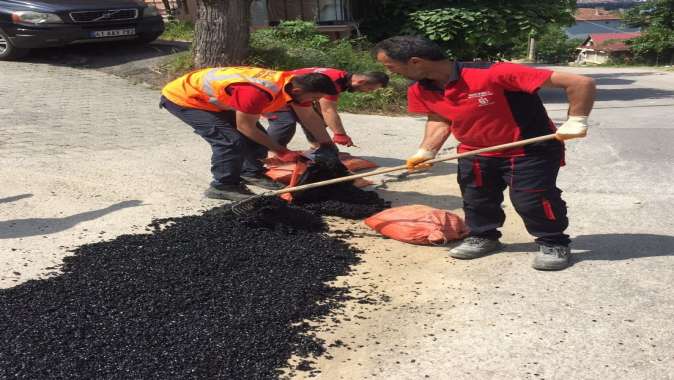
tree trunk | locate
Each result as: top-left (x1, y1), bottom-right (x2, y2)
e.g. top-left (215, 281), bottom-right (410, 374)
top-left (161, 0), bottom-right (173, 17)
top-left (193, 0), bottom-right (253, 68)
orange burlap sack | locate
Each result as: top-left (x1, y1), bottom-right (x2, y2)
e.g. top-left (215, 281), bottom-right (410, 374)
top-left (338, 152), bottom-right (378, 172)
top-left (364, 205), bottom-right (469, 245)
top-left (265, 154), bottom-right (378, 187)
top-left (265, 162), bottom-right (296, 184)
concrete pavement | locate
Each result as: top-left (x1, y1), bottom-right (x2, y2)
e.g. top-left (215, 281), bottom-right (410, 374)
top-left (1, 59), bottom-right (673, 379)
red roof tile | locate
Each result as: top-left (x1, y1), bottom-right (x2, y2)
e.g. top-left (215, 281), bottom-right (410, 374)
top-left (575, 8), bottom-right (622, 21)
top-left (581, 32), bottom-right (641, 52)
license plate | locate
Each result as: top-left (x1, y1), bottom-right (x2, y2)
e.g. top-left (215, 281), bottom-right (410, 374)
top-left (91, 28), bottom-right (135, 38)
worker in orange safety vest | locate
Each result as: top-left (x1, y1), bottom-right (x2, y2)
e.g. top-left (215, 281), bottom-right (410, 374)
top-left (160, 66), bottom-right (340, 201)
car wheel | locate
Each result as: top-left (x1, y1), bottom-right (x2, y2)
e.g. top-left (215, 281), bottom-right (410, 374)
top-left (0, 29), bottom-right (29, 60)
top-left (135, 32), bottom-right (162, 45)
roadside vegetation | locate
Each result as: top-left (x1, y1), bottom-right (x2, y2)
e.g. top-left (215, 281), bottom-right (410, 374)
top-left (512, 26), bottom-right (584, 64)
top-left (160, 20), bottom-right (194, 41)
top-left (248, 21), bottom-right (407, 114)
top-left (624, 0), bottom-right (674, 66)
top-left (157, 0), bottom-right (674, 113)
top-left (160, 20), bottom-right (407, 114)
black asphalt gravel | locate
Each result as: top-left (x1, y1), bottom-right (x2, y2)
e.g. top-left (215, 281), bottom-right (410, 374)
top-left (293, 160), bottom-right (389, 219)
top-left (0, 187), bottom-right (388, 379)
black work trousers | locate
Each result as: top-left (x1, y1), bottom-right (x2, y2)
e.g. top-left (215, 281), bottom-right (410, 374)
top-left (265, 107), bottom-right (317, 147)
top-left (160, 96), bottom-right (267, 188)
top-left (457, 150), bottom-right (571, 247)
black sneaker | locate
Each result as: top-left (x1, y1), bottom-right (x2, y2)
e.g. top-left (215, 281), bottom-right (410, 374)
top-left (449, 236), bottom-right (503, 259)
top-left (241, 175), bottom-right (285, 190)
top-left (532, 245), bottom-right (571, 271)
top-left (204, 184), bottom-right (255, 201)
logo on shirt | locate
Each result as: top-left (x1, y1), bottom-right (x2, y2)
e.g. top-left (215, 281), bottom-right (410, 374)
top-left (468, 91), bottom-right (495, 107)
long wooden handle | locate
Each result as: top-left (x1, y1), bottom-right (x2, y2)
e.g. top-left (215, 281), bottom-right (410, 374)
top-left (266, 134), bottom-right (558, 196)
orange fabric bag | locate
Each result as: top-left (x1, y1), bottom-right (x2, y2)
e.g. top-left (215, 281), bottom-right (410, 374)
top-left (265, 154), bottom-right (378, 188)
top-left (338, 152), bottom-right (378, 172)
top-left (364, 205), bottom-right (469, 245)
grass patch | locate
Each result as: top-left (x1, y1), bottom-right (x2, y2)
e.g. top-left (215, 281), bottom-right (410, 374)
top-left (163, 50), bottom-right (192, 73)
top-left (157, 50), bottom-right (194, 86)
top-left (161, 21), bottom-right (194, 41)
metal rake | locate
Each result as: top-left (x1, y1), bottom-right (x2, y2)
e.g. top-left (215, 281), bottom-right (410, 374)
top-left (230, 134), bottom-right (559, 216)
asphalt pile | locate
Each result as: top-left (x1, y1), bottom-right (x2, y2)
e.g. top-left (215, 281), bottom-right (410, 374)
top-left (293, 160), bottom-right (389, 219)
top-left (0, 199), bottom-right (365, 379)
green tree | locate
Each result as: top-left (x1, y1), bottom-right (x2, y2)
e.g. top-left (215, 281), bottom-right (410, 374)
top-left (354, 0), bottom-right (576, 60)
top-left (624, 0), bottom-right (674, 64)
top-left (515, 25), bottom-right (583, 63)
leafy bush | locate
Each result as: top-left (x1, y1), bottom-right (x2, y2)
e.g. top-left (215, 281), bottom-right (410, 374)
top-left (535, 27), bottom-right (583, 64)
top-left (624, 0), bottom-right (674, 65)
top-left (338, 76), bottom-right (409, 114)
top-left (367, 1), bottom-right (575, 60)
top-left (249, 21), bottom-right (378, 72)
top-left (161, 20), bottom-right (408, 114)
top-left (249, 20), bottom-right (407, 113)
top-left (512, 26), bottom-right (582, 64)
top-left (161, 21), bottom-right (194, 41)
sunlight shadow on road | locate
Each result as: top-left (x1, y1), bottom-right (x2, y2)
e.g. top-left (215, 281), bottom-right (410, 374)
top-left (0, 200), bottom-right (143, 239)
top-left (0, 194), bottom-right (33, 204)
top-left (504, 233), bottom-right (674, 266)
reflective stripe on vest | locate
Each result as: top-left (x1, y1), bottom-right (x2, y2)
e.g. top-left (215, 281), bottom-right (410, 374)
top-left (202, 69), bottom-right (281, 110)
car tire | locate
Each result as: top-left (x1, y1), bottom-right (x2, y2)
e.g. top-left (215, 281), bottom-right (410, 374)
top-left (134, 32), bottom-right (162, 45)
top-left (0, 29), bottom-right (29, 60)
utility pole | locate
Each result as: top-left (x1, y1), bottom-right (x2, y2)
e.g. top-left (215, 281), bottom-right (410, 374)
top-left (527, 35), bottom-right (536, 62)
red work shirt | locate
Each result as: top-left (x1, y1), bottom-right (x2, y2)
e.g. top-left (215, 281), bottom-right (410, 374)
top-left (225, 84), bottom-right (272, 114)
top-left (289, 67), bottom-right (350, 102)
top-left (225, 83), bottom-right (314, 114)
top-left (408, 62), bottom-right (561, 157)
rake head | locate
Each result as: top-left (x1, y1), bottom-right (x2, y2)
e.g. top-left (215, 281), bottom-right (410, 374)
top-left (230, 193), bottom-right (270, 216)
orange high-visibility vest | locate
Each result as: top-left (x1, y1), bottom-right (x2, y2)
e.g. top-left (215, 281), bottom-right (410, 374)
top-left (161, 67), bottom-right (294, 113)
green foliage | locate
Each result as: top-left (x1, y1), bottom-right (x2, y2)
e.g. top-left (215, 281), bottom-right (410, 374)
top-left (513, 25), bottom-right (582, 63)
top-left (354, 0), bottom-right (575, 60)
top-left (404, 1), bottom-right (575, 60)
top-left (624, 0), bottom-right (674, 64)
top-left (160, 20), bottom-right (194, 41)
top-left (338, 76), bottom-right (409, 114)
top-left (249, 21), bottom-right (378, 72)
top-left (162, 20), bottom-right (407, 114)
top-left (248, 20), bottom-right (406, 114)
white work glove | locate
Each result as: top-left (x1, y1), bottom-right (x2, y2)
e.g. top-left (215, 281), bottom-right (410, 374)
top-left (556, 116), bottom-right (588, 141)
top-left (406, 148), bottom-right (437, 172)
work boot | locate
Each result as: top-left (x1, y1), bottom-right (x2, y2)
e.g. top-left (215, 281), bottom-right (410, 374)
top-left (204, 184), bottom-right (255, 202)
top-left (241, 174), bottom-right (285, 190)
top-left (449, 236), bottom-right (503, 259)
top-left (532, 245), bottom-right (571, 271)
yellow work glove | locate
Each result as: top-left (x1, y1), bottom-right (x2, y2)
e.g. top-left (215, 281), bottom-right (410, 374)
top-left (556, 116), bottom-right (588, 141)
top-left (406, 148), bottom-right (437, 172)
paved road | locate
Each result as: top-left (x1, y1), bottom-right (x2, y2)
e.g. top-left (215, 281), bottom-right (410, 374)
top-left (1, 55), bottom-right (673, 379)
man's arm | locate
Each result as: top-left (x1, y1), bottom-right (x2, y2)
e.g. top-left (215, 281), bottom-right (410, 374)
top-left (319, 98), bottom-right (347, 134)
top-left (420, 114), bottom-right (452, 151)
top-left (235, 111), bottom-right (286, 153)
top-left (406, 114), bottom-right (451, 171)
top-left (542, 71), bottom-right (596, 140)
top-left (542, 71), bottom-right (596, 116)
top-left (290, 103), bottom-right (333, 144)
top-left (318, 98), bottom-right (354, 146)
